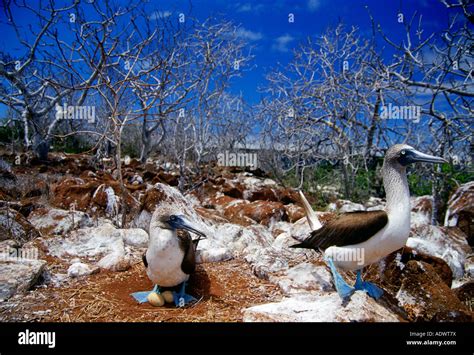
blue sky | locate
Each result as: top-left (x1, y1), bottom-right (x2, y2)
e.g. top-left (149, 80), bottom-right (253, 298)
top-left (0, 0), bottom-right (460, 108)
top-left (179, 0), bottom-right (454, 104)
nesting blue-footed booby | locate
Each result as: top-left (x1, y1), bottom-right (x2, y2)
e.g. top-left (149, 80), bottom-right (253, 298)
top-left (131, 212), bottom-right (206, 307)
top-left (291, 144), bottom-right (447, 300)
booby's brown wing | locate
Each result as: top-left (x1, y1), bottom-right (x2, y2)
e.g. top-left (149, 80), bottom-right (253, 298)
top-left (177, 229), bottom-right (197, 275)
top-left (292, 210), bottom-right (388, 250)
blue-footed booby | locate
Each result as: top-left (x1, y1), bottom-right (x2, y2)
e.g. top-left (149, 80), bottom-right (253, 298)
top-left (291, 144), bottom-right (447, 300)
top-left (131, 211), bottom-right (206, 307)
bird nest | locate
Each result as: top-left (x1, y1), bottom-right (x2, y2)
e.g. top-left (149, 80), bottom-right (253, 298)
top-left (0, 259), bottom-right (282, 322)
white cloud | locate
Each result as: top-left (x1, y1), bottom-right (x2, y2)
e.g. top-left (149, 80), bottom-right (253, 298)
top-left (272, 34), bottom-right (295, 52)
top-left (149, 11), bottom-right (172, 20)
top-left (307, 0), bottom-right (321, 12)
top-left (236, 28), bottom-right (263, 41)
top-left (237, 3), bottom-right (252, 12)
top-left (236, 3), bottom-right (264, 13)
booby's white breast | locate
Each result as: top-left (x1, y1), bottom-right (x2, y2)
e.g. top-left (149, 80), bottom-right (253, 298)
top-left (325, 205), bottom-right (411, 271)
top-left (146, 229), bottom-right (189, 287)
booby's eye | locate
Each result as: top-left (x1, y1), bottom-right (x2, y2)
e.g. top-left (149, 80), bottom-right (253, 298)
top-left (400, 150), bottom-right (406, 156)
top-left (169, 215), bottom-right (177, 221)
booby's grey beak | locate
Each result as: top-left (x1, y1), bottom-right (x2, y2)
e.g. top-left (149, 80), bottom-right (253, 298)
top-left (410, 150), bottom-right (447, 164)
top-left (167, 215), bottom-right (207, 239)
top-left (400, 149), bottom-right (448, 166)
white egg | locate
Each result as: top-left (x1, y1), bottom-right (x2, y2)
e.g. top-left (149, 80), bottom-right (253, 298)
top-left (162, 291), bottom-right (174, 303)
top-left (147, 292), bottom-right (165, 307)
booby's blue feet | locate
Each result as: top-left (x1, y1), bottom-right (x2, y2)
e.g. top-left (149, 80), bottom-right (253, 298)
top-left (173, 282), bottom-right (197, 307)
top-left (354, 270), bottom-right (384, 299)
top-left (325, 258), bottom-right (383, 300)
top-left (325, 257), bottom-right (355, 300)
top-left (131, 284), bottom-right (159, 304)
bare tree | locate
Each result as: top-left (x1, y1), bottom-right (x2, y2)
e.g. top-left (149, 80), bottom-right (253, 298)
top-left (260, 24), bottom-right (393, 198)
top-left (368, 0), bottom-right (473, 221)
top-left (0, 0), bottom-right (114, 159)
top-left (129, 11), bottom-right (198, 162)
top-left (164, 19), bottom-right (253, 191)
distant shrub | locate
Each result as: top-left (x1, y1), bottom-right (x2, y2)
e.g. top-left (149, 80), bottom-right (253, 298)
top-left (407, 171), bottom-right (433, 196)
top-left (277, 160), bottom-right (472, 209)
top-left (121, 141), bottom-right (140, 158)
top-left (51, 135), bottom-right (93, 154)
top-left (121, 125), bottom-right (141, 158)
top-left (0, 124), bottom-right (23, 143)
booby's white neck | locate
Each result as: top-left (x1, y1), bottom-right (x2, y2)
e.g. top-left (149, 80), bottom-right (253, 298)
top-left (382, 163), bottom-right (411, 216)
top-left (149, 227), bottom-right (175, 248)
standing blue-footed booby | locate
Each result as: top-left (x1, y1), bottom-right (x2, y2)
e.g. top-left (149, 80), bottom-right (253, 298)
top-left (291, 144), bottom-right (447, 300)
top-left (131, 211), bottom-right (206, 307)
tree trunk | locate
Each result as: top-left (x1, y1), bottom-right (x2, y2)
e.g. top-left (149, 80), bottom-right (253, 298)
top-left (178, 158), bottom-right (187, 193)
top-left (21, 110), bottom-right (32, 149)
top-left (341, 162), bottom-right (351, 200)
top-left (115, 125), bottom-right (127, 228)
top-left (33, 133), bottom-right (50, 161)
top-left (431, 169), bottom-right (440, 226)
top-left (140, 128), bottom-right (152, 163)
top-left (365, 89), bottom-right (381, 157)
top-left (364, 90), bottom-right (382, 196)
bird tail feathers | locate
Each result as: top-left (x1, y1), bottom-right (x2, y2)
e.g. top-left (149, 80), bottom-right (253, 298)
top-left (289, 241), bottom-right (309, 249)
top-left (299, 190), bottom-right (322, 231)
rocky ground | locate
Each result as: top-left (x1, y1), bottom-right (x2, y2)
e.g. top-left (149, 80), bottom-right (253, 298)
top-left (0, 151), bottom-right (472, 322)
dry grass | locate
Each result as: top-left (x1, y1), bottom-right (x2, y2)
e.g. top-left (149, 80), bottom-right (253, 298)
top-left (0, 259), bottom-right (283, 322)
